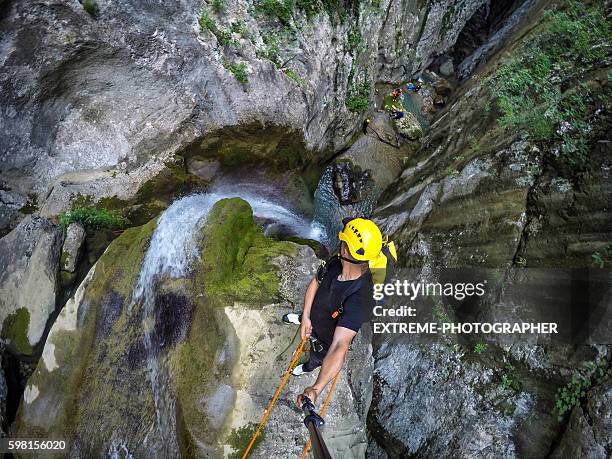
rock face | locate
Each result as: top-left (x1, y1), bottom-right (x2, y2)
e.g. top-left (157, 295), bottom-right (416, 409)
top-left (60, 223), bottom-right (86, 273)
top-left (0, 216), bottom-right (62, 355)
top-left (0, 344), bottom-right (7, 437)
top-left (15, 198), bottom-right (373, 458)
top-left (368, 1), bottom-right (612, 457)
top-left (0, 0), bottom-right (487, 226)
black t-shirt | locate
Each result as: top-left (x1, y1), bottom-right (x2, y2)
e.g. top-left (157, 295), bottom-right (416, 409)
top-left (310, 257), bottom-right (373, 351)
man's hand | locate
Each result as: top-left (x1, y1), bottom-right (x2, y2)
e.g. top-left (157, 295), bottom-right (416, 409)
top-left (300, 316), bottom-right (312, 340)
top-left (296, 386), bottom-right (320, 408)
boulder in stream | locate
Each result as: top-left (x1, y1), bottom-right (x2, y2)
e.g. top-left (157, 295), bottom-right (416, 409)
top-left (395, 112), bottom-right (423, 141)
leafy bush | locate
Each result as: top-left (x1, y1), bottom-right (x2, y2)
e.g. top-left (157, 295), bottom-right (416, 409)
top-left (59, 206), bottom-right (126, 230)
top-left (346, 81), bottom-right (370, 113)
top-left (473, 342), bottom-right (487, 354)
top-left (555, 360), bottom-right (611, 421)
top-left (83, 0), bottom-right (99, 17)
top-left (224, 61), bottom-right (248, 83)
top-left (490, 0), bottom-right (610, 167)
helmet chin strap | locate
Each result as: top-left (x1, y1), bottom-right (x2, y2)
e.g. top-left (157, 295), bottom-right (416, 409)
top-left (338, 254), bottom-right (368, 265)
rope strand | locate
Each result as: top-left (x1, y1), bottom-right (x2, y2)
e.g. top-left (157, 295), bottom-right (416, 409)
top-left (241, 335), bottom-right (308, 459)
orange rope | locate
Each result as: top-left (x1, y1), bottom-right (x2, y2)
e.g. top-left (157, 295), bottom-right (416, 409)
top-left (300, 371), bottom-right (341, 459)
top-left (241, 335), bottom-right (308, 459)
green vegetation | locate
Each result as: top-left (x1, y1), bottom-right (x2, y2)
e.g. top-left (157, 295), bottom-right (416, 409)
top-left (230, 20), bottom-right (248, 36)
top-left (1, 308), bottom-right (32, 354)
top-left (555, 360), bottom-right (611, 421)
top-left (212, 0), bottom-right (225, 13)
top-left (592, 244), bottom-right (612, 268)
top-left (83, 0), bottom-right (99, 17)
top-left (346, 81), bottom-right (370, 113)
top-left (490, 0), bottom-right (610, 168)
top-left (228, 423), bottom-right (265, 458)
top-left (500, 363), bottom-right (521, 391)
top-left (284, 68), bottom-right (304, 85)
top-left (296, 0), bottom-right (322, 18)
top-left (473, 342), bottom-right (487, 354)
top-left (199, 10), bottom-right (236, 46)
top-left (223, 61), bottom-right (248, 83)
top-left (446, 166), bottom-right (459, 178)
top-left (59, 206), bottom-right (126, 230)
top-left (348, 28), bottom-right (362, 50)
top-left (469, 138), bottom-right (481, 154)
top-left (257, 0), bottom-right (294, 25)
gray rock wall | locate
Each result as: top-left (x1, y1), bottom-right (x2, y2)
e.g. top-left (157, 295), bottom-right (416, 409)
top-left (0, 0), bottom-right (485, 223)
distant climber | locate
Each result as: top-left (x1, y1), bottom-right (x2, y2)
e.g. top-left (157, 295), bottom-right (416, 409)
top-left (391, 88), bottom-right (403, 100)
top-left (283, 218), bottom-right (397, 406)
top-left (406, 81), bottom-right (422, 93)
top-left (362, 118), bottom-right (371, 135)
top-left (390, 108), bottom-right (405, 120)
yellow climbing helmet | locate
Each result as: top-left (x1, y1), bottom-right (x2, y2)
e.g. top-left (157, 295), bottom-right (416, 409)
top-left (339, 218), bottom-right (382, 261)
top-left (338, 217), bottom-right (397, 270)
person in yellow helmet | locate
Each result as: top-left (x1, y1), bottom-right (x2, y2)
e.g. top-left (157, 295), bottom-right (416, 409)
top-left (282, 217), bottom-right (396, 407)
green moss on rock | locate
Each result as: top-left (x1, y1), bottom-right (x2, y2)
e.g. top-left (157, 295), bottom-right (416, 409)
top-left (1, 308), bottom-right (32, 354)
top-left (198, 198), bottom-right (297, 303)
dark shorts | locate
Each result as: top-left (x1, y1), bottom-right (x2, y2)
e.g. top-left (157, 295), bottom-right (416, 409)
top-left (303, 345), bottom-right (327, 372)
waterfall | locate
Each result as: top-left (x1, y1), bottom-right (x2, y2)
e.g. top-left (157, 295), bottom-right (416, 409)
top-left (129, 188), bottom-right (324, 452)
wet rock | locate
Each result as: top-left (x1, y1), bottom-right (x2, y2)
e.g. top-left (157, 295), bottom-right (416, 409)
top-left (551, 380), bottom-right (611, 459)
top-left (61, 223), bottom-right (86, 273)
top-left (434, 78), bottom-right (453, 97)
top-left (187, 158), bottom-right (221, 182)
top-left (439, 57), bottom-right (455, 77)
top-left (433, 94), bottom-right (446, 107)
top-left (332, 161), bottom-right (375, 205)
top-left (0, 216), bottom-right (62, 355)
top-left (395, 112), bottom-right (423, 140)
top-left (0, 345), bottom-right (6, 436)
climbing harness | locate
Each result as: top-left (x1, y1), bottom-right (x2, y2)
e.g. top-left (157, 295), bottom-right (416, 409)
top-left (300, 372), bottom-right (340, 459)
top-left (241, 335), bottom-right (308, 459)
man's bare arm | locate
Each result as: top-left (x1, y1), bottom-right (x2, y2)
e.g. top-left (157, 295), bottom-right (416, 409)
top-left (300, 277), bottom-right (319, 339)
top-left (297, 326), bottom-right (356, 405)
